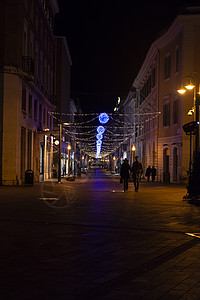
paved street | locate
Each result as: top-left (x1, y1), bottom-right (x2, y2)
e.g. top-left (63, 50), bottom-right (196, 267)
top-left (0, 168), bottom-right (200, 300)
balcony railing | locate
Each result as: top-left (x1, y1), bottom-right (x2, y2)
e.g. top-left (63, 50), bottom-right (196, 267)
top-left (48, 94), bottom-right (57, 105)
top-left (22, 56), bottom-right (35, 76)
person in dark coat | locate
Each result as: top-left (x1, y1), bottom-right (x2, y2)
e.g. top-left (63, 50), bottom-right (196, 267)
top-left (145, 166), bottom-right (152, 182)
top-left (131, 156), bottom-right (143, 192)
top-left (120, 158), bottom-right (130, 192)
top-left (151, 166), bottom-right (157, 182)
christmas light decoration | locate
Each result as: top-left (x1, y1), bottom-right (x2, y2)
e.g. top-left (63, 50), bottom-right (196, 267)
top-left (99, 113), bottom-right (109, 124)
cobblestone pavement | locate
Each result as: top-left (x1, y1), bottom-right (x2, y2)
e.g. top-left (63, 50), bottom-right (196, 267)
top-left (0, 168), bottom-right (200, 299)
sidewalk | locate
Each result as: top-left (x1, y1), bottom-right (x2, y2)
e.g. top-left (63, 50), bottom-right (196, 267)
top-left (0, 169), bottom-right (200, 299)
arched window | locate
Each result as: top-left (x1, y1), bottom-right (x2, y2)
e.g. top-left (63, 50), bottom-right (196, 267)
top-left (163, 148), bottom-right (170, 183)
top-left (173, 148), bottom-right (178, 182)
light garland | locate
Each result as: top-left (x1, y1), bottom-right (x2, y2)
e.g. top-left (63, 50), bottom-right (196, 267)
top-left (47, 111), bottom-right (161, 158)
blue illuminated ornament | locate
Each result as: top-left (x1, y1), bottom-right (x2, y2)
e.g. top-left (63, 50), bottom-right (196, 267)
top-left (96, 140), bottom-right (102, 146)
top-left (97, 126), bottom-right (105, 134)
top-left (99, 113), bottom-right (109, 124)
top-left (96, 133), bottom-right (103, 140)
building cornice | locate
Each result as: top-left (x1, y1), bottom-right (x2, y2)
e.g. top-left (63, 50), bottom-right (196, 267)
top-left (55, 36), bottom-right (72, 66)
top-left (133, 12), bottom-right (200, 87)
top-left (50, 0), bottom-right (59, 15)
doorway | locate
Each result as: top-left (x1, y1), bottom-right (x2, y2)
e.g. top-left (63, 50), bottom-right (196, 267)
top-left (163, 148), bottom-right (170, 183)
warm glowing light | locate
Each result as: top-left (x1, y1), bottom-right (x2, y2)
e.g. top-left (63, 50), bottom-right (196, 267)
top-left (188, 108), bottom-right (195, 115)
top-left (113, 156), bottom-right (116, 160)
top-left (67, 144), bottom-right (71, 150)
top-left (132, 145), bottom-right (136, 151)
top-left (82, 156), bottom-right (84, 160)
top-left (177, 88), bottom-right (186, 94)
top-left (185, 84), bottom-right (195, 90)
top-left (54, 140), bottom-right (59, 145)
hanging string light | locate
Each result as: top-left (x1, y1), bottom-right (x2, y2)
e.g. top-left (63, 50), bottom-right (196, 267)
top-left (47, 111), bottom-right (161, 158)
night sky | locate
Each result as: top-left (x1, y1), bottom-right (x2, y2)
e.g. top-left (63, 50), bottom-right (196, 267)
top-left (54, 0), bottom-right (196, 113)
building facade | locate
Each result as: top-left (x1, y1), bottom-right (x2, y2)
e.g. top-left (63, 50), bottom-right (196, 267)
top-left (124, 6), bottom-right (200, 183)
top-left (0, 0), bottom-right (59, 185)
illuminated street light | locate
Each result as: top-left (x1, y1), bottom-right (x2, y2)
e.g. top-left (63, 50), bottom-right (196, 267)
top-left (132, 145), bottom-right (136, 151)
top-left (177, 88), bottom-right (186, 94)
top-left (177, 72), bottom-right (200, 160)
top-left (67, 144), bottom-right (71, 176)
top-left (185, 83), bottom-right (195, 90)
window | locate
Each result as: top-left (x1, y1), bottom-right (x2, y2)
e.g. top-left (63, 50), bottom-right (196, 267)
top-left (35, 47), bottom-right (38, 78)
top-left (173, 100), bottom-right (178, 124)
top-left (173, 148), bottom-right (178, 182)
top-left (50, 114), bottom-right (52, 129)
top-left (34, 99), bottom-right (37, 120)
top-left (140, 74), bottom-right (152, 104)
top-left (27, 130), bottom-right (32, 169)
top-left (22, 88), bottom-right (26, 111)
top-left (40, 20), bottom-right (43, 41)
top-left (29, 32), bottom-right (33, 58)
top-left (28, 94), bottom-right (32, 117)
top-left (164, 55), bottom-right (171, 79)
top-left (43, 107), bottom-right (46, 124)
top-left (175, 47), bottom-right (179, 73)
top-left (151, 68), bottom-right (156, 88)
top-left (30, 0), bottom-right (33, 20)
top-left (36, 9), bottom-right (39, 32)
top-left (47, 110), bottom-right (49, 127)
top-left (23, 30), bottom-right (27, 56)
top-left (163, 103), bottom-right (170, 126)
top-left (39, 104), bottom-right (42, 126)
top-left (21, 127), bottom-right (26, 178)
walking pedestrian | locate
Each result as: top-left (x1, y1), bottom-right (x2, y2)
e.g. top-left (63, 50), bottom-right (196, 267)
top-left (62, 165), bottom-right (66, 176)
top-left (131, 156), bottom-right (143, 192)
top-left (120, 158), bottom-right (130, 192)
top-left (151, 166), bottom-right (157, 182)
top-left (145, 166), bottom-right (152, 182)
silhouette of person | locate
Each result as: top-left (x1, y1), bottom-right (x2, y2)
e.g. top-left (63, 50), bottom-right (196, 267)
top-left (131, 156), bottom-right (143, 192)
top-left (151, 166), bottom-right (157, 182)
top-left (145, 166), bottom-right (152, 182)
top-left (120, 158), bottom-right (130, 192)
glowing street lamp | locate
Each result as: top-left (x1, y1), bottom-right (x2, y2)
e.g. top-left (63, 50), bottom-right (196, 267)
top-left (132, 145), bottom-right (136, 151)
top-left (177, 87), bottom-right (186, 94)
top-left (67, 144), bottom-right (71, 175)
top-left (131, 144), bottom-right (136, 165)
top-left (112, 156), bottom-right (116, 172)
top-left (177, 72), bottom-right (200, 159)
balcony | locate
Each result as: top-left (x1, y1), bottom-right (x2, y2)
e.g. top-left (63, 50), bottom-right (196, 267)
top-left (22, 56), bottom-right (35, 80)
top-left (48, 94), bottom-right (57, 106)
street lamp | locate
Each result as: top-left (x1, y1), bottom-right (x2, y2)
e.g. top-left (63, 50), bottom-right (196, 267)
top-left (113, 156), bottom-right (116, 172)
top-left (67, 144), bottom-right (71, 176)
top-left (58, 123), bottom-right (62, 183)
top-left (177, 72), bottom-right (200, 159)
top-left (131, 144), bottom-right (136, 166)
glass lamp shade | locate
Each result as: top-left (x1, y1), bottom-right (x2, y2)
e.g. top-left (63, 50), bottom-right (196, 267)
top-left (185, 84), bottom-right (195, 90)
top-left (177, 88), bottom-right (186, 94)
